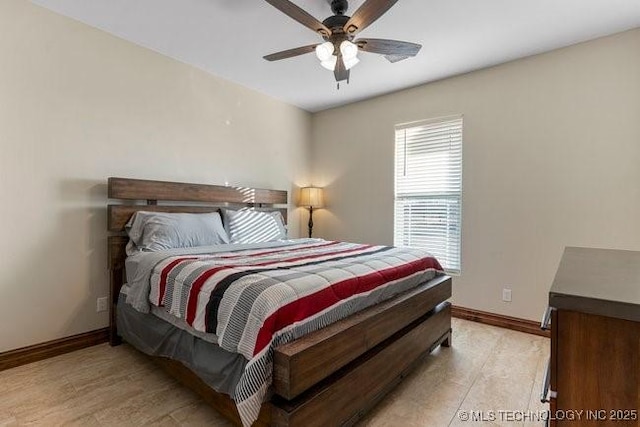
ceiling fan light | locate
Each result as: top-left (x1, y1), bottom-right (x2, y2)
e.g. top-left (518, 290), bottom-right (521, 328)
top-left (315, 42), bottom-right (335, 61)
top-left (344, 57), bottom-right (360, 70)
top-left (320, 55), bottom-right (337, 71)
top-left (340, 40), bottom-right (359, 60)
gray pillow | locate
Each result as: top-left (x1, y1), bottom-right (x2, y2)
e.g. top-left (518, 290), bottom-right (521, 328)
top-left (221, 209), bottom-right (287, 244)
top-left (125, 211), bottom-right (229, 255)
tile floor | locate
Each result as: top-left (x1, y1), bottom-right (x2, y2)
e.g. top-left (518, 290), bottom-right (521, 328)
top-left (0, 319), bottom-right (549, 426)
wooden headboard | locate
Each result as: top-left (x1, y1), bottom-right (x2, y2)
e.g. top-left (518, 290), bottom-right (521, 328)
top-left (107, 177), bottom-right (288, 345)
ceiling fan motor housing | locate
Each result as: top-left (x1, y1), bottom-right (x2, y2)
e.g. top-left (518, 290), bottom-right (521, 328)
top-left (321, 17), bottom-right (353, 49)
top-left (322, 15), bottom-right (351, 36)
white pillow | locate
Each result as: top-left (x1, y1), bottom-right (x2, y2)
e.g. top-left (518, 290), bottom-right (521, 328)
top-left (125, 211), bottom-right (229, 255)
top-left (221, 209), bottom-right (287, 244)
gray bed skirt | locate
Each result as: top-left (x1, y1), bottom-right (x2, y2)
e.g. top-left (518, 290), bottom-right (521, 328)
top-left (117, 293), bottom-right (247, 397)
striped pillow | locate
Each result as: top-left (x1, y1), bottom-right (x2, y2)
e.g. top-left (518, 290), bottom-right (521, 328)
top-left (221, 209), bottom-right (286, 244)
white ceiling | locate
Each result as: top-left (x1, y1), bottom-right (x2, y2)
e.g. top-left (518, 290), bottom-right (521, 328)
top-left (31, 0), bottom-right (640, 112)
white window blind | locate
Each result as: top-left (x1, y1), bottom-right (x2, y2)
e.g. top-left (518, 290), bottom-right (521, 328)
top-left (394, 116), bottom-right (463, 274)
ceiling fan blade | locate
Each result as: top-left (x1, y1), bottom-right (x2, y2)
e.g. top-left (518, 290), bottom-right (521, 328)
top-left (264, 44), bottom-right (318, 61)
top-left (264, 0), bottom-right (331, 36)
top-left (356, 38), bottom-right (422, 57)
top-left (334, 56), bottom-right (349, 82)
top-left (384, 54), bottom-right (409, 63)
top-left (343, 0), bottom-right (400, 35)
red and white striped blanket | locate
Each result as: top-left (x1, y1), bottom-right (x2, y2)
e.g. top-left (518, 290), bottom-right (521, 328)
top-left (147, 240), bottom-right (442, 426)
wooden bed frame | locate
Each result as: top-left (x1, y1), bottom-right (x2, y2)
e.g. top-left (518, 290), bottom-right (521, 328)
top-left (107, 177), bottom-right (452, 427)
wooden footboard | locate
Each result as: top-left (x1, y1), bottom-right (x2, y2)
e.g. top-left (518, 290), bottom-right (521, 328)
top-left (271, 302), bottom-right (451, 427)
top-left (274, 275), bottom-right (451, 399)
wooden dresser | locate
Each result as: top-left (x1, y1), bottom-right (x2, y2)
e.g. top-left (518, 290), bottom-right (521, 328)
top-left (541, 247), bottom-right (640, 426)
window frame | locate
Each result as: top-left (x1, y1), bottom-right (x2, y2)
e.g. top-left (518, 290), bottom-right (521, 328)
top-left (393, 115), bottom-right (464, 275)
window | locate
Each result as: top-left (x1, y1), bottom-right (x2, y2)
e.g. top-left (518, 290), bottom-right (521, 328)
top-left (394, 116), bottom-right (463, 274)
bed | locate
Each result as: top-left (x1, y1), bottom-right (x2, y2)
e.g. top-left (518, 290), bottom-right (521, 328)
top-left (107, 177), bottom-right (452, 427)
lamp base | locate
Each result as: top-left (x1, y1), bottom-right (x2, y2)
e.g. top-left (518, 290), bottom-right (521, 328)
top-left (308, 206), bottom-right (314, 238)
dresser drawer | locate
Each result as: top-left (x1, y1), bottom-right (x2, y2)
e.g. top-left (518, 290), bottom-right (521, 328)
top-left (553, 309), bottom-right (639, 426)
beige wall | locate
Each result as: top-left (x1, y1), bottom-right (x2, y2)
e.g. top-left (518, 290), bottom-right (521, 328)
top-left (0, 0), bottom-right (311, 352)
top-left (311, 29), bottom-right (640, 321)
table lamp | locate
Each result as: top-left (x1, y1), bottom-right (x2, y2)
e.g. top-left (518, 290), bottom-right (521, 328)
top-left (299, 187), bottom-right (324, 238)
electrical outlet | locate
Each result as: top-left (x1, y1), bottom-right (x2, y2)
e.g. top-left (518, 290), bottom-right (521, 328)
top-left (502, 288), bottom-right (512, 302)
top-left (97, 297), bottom-right (108, 313)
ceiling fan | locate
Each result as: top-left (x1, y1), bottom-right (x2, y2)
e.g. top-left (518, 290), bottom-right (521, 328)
top-left (263, 0), bottom-right (422, 85)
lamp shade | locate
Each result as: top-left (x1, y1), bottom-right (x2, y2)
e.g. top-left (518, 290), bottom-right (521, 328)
top-left (320, 55), bottom-right (337, 71)
top-left (344, 57), bottom-right (360, 70)
top-left (299, 187), bottom-right (324, 208)
top-left (340, 41), bottom-right (358, 60)
top-left (315, 42), bottom-right (335, 61)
